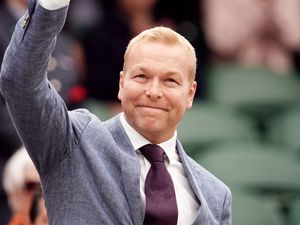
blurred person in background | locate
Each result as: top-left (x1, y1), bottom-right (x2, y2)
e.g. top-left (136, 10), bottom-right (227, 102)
top-left (202, 0), bottom-right (300, 74)
top-left (3, 147), bottom-right (40, 225)
top-left (29, 190), bottom-right (48, 225)
top-left (0, 0), bottom-right (27, 64)
top-left (0, 0), bottom-right (85, 107)
top-left (65, 0), bottom-right (104, 41)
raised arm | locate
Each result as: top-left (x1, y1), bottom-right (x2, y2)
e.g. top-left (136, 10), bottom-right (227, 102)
top-left (0, 1), bottom-right (75, 175)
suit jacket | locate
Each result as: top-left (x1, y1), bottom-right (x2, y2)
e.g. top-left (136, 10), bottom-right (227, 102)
top-left (0, 2), bottom-right (232, 225)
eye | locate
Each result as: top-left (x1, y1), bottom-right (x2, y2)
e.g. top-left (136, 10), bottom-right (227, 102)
top-left (134, 74), bottom-right (146, 79)
top-left (132, 74), bottom-right (148, 83)
top-left (166, 78), bottom-right (176, 82)
top-left (166, 78), bottom-right (179, 85)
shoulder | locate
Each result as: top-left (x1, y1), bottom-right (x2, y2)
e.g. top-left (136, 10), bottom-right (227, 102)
top-left (69, 109), bottom-right (123, 138)
top-left (177, 141), bottom-right (231, 209)
top-left (184, 154), bottom-right (232, 221)
top-left (69, 108), bottom-right (109, 131)
top-left (103, 114), bottom-right (126, 136)
top-left (187, 154), bottom-right (230, 193)
top-left (177, 140), bottom-right (230, 194)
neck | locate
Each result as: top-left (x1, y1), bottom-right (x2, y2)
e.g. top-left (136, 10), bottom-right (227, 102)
top-left (139, 129), bottom-right (175, 144)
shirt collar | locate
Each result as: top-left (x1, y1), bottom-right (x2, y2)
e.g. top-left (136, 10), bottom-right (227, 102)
top-left (120, 113), bottom-right (177, 161)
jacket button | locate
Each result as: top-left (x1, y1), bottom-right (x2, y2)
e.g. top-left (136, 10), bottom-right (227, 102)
top-left (22, 17), bottom-right (29, 28)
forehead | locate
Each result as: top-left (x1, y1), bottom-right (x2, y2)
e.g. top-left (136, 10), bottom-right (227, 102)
top-left (125, 41), bottom-right (189, 72)
top-left (129, 40), bottom-right (187, 57)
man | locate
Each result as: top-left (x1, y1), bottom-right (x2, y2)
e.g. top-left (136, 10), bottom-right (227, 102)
top-left (0, 0), bottom-right (232, 224)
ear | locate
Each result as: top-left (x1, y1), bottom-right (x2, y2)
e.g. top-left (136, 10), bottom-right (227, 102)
top-left (118, 71), bottom-right (124, 101)
top-left (186, 81), bottom-right (197, 109)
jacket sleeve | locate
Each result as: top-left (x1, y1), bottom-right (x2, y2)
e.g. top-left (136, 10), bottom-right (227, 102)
top-left (0, 3), bottom-right (76, 175)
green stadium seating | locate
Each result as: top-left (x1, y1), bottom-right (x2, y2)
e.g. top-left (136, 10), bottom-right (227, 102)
top-left (177, 101), bottom-right (258, 157)
top-left (206, 64), bottom-right (300, 115)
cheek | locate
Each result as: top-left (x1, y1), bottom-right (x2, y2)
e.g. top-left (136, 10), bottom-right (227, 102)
top-left (123, 85), bottom-right (141, 101)
top-left (169, 92), bottom-right (189, 108)
top-left (119, 86), bottom-right (131, 103)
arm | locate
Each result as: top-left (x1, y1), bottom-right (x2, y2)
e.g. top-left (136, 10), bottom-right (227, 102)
top-left (0, 1), bottom-right (74, 175)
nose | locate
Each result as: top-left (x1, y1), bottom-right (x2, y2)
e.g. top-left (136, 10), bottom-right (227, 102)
top-left (145, 80), bottom-right (163, 99)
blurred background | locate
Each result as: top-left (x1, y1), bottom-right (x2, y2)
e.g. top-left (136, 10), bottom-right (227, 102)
top-left (1, 0), bottom-right (300, 224)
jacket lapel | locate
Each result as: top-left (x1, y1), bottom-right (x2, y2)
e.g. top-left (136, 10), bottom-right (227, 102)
top-left (176, 140), bottom-right (219, 225)
top-left (106, 115), bottom-right (219, 225)
top-left (104, 115), bottom-right (144, 225)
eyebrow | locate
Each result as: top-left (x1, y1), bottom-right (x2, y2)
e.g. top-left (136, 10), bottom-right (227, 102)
top-left (133, 66), bottom-right (181, 76)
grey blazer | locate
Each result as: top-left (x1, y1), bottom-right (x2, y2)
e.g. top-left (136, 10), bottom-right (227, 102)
top-left (0, 2), bottom-right (232, 225)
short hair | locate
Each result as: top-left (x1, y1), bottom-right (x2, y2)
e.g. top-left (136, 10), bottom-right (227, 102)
top-left (3, 147), bottom-right (35, 194)
top-left (124, 26), bottom-right (197, 80)
top-left (3, 146), bottom-right (38, 211)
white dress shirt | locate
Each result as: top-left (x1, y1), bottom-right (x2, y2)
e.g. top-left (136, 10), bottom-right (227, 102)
top-left (38, 1), bottom-right (200, 223)
top-left (120, 113), bottom-right (199, 224)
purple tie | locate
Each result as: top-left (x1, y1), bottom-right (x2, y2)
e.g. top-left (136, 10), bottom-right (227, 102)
top-left (140, 144), bottom-right (178, 225)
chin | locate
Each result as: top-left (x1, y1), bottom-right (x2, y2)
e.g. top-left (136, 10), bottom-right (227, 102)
top-left (137, 120), bottom-right (162, 133)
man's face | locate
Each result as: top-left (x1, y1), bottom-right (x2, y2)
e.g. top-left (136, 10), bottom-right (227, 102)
top-left (118, 41), bottom-right (196, 143)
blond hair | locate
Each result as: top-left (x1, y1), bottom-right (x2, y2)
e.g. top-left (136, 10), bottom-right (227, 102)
top-left (124, 26), bottom-right (197, 80)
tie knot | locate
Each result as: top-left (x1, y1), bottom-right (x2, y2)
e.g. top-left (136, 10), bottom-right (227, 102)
top-left (140, 144), bottom-right (164, 164)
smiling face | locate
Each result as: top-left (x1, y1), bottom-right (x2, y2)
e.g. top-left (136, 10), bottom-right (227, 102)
top-left (118, 40), bottom-right (196, 143)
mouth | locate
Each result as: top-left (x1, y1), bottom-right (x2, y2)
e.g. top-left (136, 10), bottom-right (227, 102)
top-left (137, 105), bottom-right (168, 112)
